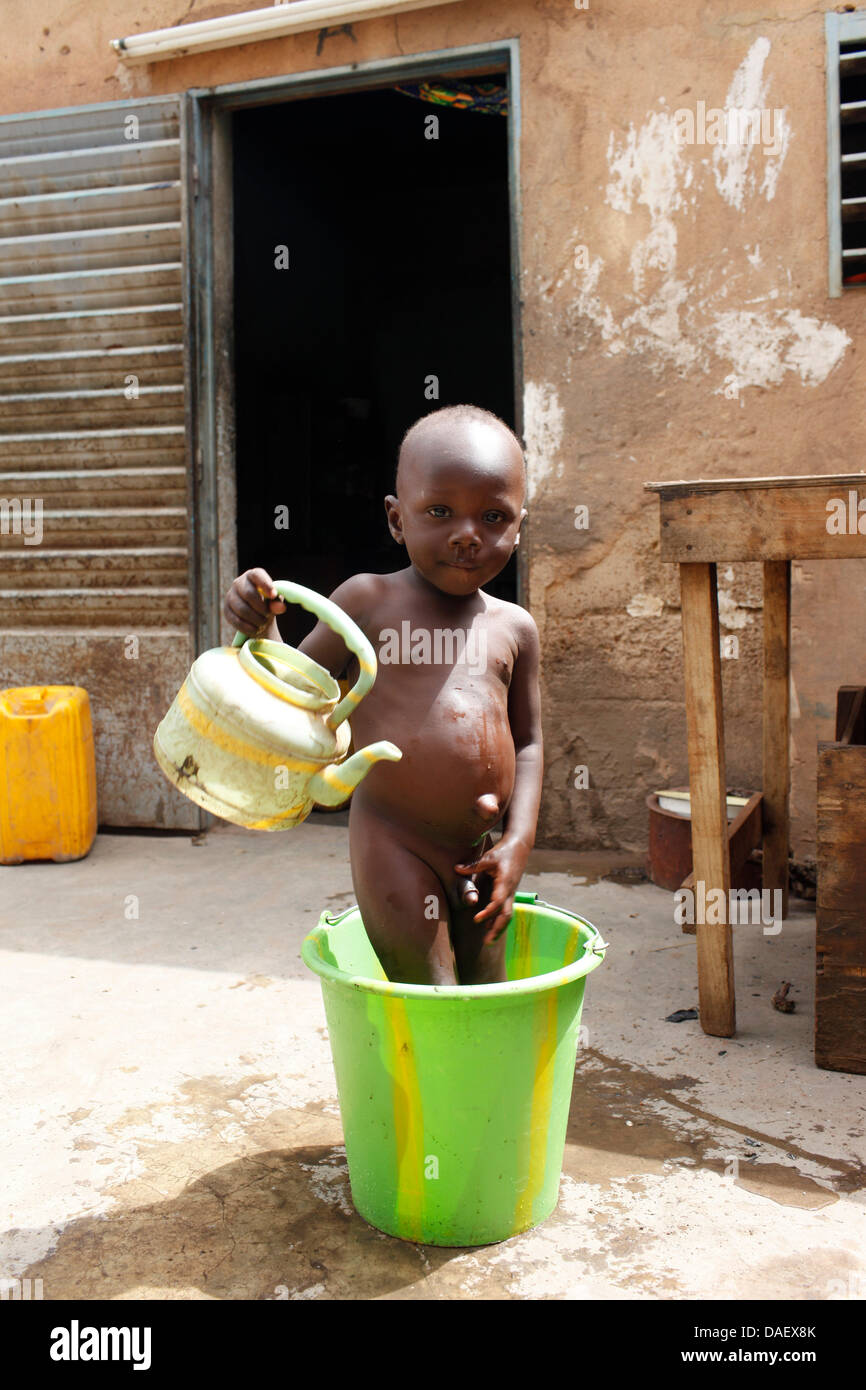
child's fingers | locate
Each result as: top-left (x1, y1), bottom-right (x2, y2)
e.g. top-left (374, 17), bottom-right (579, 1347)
top-left (455, 852), bottom-right (495, 877)
top-left (225, 592), bottom-right (270, 635)
top-left (470, 874), bottom-right (506, 924)
top-left (477, 888), bottom-right (514, 936)
top-left (454, 862), bottom-right (481, 883)
top-left (236, 585), bottom-right (271, 620)
top-left (226, 592), bottom-right (285, 635)
top-left (482, 903), bottom-right (513, 944)
top-left (246, 566), bottom-right (277, 594)
top-left (246, 569), bottom-right (286, 614)
top-left (242, 571), bottom-right (278, 612)
top-left (259, 589), bottom-right (287, 615)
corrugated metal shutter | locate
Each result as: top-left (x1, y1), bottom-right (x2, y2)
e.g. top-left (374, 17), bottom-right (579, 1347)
top-left (0, 96), bottom-right (199, 828)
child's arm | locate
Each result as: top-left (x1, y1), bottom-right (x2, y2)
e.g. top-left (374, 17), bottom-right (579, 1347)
top-left (501, 609), bottom-right (544, 855)
top-left (455, 608), bottom-right (544, 943)
top-left (295, 573), bottom-right (381, 678)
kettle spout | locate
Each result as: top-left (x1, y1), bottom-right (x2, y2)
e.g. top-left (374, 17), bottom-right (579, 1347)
top-left (308, 740), bottom-right (402, 807)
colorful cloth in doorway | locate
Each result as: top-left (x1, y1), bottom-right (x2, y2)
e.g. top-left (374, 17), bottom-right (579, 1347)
top-left (393, 80), bottom-right (508, 115)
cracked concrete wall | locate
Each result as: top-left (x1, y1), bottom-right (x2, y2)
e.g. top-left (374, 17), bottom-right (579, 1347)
top-left (4, 1), bottom-right (863, 855)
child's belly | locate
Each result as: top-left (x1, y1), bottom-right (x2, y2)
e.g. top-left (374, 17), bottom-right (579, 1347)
top-left (348, 677), bottom-right (516, 849)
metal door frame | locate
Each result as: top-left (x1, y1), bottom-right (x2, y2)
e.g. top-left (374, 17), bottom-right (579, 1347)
top-left (186, 37), bottom-right (525, 653)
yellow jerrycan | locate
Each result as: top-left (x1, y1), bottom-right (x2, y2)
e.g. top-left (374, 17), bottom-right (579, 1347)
top-left (153, 580), bottom-right (401, 830)
top-left (0, 685), bottom-right (97, 864)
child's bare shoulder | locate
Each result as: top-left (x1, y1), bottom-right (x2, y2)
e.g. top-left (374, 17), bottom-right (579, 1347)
top-left (328, 570), bottom-right (399, 625)
top-left (484, 591), bottom-right (539, 647)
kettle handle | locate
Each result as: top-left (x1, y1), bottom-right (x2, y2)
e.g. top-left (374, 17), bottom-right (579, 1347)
top-left (231, 580), bottom-right (376, 731)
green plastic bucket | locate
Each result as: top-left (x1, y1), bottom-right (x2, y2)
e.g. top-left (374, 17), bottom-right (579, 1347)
top-left (301, 891), bottom-right (607, 1246)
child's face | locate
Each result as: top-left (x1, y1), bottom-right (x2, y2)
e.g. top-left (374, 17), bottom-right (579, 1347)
top-left (385, 419), bottom-right (527, 596)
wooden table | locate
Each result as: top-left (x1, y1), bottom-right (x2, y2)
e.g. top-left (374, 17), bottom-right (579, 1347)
top-left (645, 474), bottom-right (866, 1037)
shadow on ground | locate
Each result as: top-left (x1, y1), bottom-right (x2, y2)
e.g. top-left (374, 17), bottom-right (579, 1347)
top-left (21, 1141), bottom-right (457, 1301)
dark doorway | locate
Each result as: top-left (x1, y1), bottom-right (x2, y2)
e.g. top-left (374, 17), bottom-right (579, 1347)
top-left (232, 81), bottom-right (515, 648)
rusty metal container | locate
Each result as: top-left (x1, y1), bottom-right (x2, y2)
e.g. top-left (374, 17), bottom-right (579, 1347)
top-left (646, 790), bottom-right (761, 893)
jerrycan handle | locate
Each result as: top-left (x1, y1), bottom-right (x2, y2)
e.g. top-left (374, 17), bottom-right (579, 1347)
top-left (231, 580), bottom-right (376, 730)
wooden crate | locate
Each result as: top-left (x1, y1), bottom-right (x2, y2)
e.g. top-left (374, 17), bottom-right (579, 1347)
top-left (815, 688), bottom-right (866, 1074)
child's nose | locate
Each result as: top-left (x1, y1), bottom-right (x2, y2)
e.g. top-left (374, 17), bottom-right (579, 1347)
top-left (449, 519), bottom-right (481, 547)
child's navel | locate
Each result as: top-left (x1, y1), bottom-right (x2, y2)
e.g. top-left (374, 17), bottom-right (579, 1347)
top-left (475, 793), bottom-right (500, 821)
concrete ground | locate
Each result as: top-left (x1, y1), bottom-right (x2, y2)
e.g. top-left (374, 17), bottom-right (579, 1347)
top-left (1, 815), bottom-right (864, 1302)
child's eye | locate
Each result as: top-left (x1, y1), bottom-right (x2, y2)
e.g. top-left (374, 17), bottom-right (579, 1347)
top-left (428, 506), bottom-right (450, 518)
top-left (484, 511), bottom-right (506, 524)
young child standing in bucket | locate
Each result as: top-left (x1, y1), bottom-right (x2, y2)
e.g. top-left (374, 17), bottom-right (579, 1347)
top-left (224, 404), bottom-right (543, 986)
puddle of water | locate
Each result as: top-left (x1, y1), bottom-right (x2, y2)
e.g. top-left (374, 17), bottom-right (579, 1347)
top-left (567, 1049), bottom-right (859, 1207)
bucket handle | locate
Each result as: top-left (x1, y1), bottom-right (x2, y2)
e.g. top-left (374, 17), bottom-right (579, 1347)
top-left (232, 579), bottom-right (376, 730)
top-left (514, 890), bottom-right (608, 955)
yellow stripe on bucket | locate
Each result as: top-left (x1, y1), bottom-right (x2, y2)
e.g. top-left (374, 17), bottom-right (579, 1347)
top-left (562, 926), bottom-right (581, 968)
top-left (383, 996), bottom-right (426, 1243)
top-left (511, 907), bottom-right (534, 980)
top-left (513, 989), bottom-right (559, 1232)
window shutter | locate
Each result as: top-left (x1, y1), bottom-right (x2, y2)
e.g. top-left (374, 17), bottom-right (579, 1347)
top-left (0, 96), bottom-right (199, 828)
top-left (827, 11), bottom-right (866, 295)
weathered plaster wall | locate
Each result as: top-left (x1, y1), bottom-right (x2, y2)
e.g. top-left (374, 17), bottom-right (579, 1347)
top-left (3, 1), bottom-right (862, 854)
top-left (518, 3), bottom-right (864, 855)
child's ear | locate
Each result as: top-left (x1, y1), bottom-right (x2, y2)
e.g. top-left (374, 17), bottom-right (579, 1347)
top-left (384, 494), bottom-right (405, 545)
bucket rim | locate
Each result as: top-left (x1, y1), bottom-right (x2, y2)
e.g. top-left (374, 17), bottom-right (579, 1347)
top-left (301, 892), bottom-right (608, 1000)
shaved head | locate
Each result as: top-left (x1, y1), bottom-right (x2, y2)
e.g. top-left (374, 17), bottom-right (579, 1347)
top-left (384, 403), bottom-right (528, 592)
top-left (396, 405), bottom-right (525, 497)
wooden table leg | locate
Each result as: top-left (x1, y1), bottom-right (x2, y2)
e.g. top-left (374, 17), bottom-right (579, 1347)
top-left (680, 562), bottom-right (735, 1037)
top-left (762, 560), bottom-right (791, 920)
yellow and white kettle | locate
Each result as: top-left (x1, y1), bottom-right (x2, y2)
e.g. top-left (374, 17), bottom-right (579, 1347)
top-left (153, 580), bottom-right (401, 829)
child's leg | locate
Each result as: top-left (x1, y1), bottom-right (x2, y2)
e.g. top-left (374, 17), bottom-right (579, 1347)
top-left (349, 804), bottom-right (459, 985)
